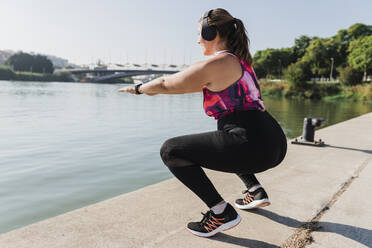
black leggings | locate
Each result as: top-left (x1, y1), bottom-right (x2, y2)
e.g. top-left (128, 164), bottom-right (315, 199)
top-left (160, 110), bottom-right (287, 208)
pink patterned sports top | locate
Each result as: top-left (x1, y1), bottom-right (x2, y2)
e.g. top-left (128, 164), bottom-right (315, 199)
top-left (202, 51), bottom-right (265, 119)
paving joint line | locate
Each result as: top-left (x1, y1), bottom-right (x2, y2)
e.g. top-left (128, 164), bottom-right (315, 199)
top-left (280, 156), bottom-right (371, 248)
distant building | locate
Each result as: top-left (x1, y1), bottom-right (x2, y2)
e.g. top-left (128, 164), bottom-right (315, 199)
top-left (0, 50), bottom-right (15, 65)
top-left (46, 55), bottom-right (69, 68)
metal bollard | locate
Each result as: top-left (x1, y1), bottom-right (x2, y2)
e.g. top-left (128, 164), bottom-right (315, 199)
top-left (292, 117), bottom-right (325, 147)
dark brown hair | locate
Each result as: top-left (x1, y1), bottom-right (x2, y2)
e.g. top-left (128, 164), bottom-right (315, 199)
top-left (202, 8), bottom-right (253, 65)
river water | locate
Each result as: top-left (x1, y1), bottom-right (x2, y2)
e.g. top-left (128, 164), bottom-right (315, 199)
top-left (1, 80), bottom-right (371, 234)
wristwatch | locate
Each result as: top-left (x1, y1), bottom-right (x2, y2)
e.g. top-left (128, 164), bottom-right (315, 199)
top-left (135, 83), bottom-right (143, 95)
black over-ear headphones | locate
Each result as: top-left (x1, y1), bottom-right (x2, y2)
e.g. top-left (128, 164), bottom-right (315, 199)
top-left (201, 10), bottom-right (217, 41)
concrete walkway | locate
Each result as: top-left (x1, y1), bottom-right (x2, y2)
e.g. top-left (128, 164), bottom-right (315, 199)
top-left (0, 113), bottom-right (371, 248)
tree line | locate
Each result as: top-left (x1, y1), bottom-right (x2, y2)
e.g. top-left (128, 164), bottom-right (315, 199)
top-left (0, 52), bottom-right (75, 82)
top-left (5, 52), bottom-right (54, 74)
top-left (252, 23), bottom-right (372, 86)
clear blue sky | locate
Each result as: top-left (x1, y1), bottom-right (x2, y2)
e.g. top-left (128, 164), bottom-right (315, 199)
top-left (1, 0), bottom-right (371, 65)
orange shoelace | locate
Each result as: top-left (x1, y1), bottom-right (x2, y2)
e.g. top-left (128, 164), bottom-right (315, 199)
top-left (204, 216), bottom-right (225, 232)
top-left (243, 192), bottom-right (254, 205)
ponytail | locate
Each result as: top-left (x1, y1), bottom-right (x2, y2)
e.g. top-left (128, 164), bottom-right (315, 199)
top-left (227, 18), bottom-right (252, 65)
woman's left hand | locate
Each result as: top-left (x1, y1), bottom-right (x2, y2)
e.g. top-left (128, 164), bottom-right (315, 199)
top-left (118, 85), bottom-right (136, 94)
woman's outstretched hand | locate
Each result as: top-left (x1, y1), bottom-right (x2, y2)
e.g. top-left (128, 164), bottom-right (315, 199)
top-left (118, 85), bottom-right (136, 94)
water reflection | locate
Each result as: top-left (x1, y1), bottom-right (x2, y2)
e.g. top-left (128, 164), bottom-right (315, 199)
top-left (265, 97), bottom-right (372, 138)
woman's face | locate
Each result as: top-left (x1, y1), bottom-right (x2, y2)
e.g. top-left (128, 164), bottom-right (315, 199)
top-left (197, 24), bottom-right (215, 56)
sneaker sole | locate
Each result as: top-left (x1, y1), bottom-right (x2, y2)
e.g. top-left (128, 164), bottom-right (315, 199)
top-left (186, 214), bottom-right (241, 238)
top-left (235, 198), bottom-right (271, 210)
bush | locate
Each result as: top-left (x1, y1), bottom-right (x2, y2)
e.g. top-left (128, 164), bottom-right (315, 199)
top-left (284, 61), bottom-right (310, 90)
top-left (260, 80), bottom-right (287, 97)
top-left (13, 71), bottom-right (74, 82)
top-left (251, 62), bottom-right (266, 79)
top-left (15, 72), bottom-right (45, 81)
top-left (339, 66), bottom-right (363, 85)
top-left (0, 66), bottom-right (15, 80)
top-left (0, 66), bottom-right (73, 82)
top-left (54, 72), bottom-right (74, 82)
top-left (304, 83), bottom-right (342, 99)
top-left (362, 83), bottom-right (372, 101)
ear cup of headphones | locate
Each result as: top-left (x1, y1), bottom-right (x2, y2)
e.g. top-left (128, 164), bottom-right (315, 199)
top-left (201, 10), bottom-right (217, 41)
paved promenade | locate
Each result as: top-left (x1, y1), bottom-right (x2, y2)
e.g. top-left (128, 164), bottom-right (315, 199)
top-left (0, 112), bottom-right (371, 248)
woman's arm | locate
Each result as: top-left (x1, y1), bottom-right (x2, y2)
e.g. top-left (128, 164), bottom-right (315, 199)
top-left (118, 60), bottom-right (213, 95)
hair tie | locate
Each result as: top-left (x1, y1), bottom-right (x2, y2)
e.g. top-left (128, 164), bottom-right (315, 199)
top-left (232, 18), bottom-right (238, 29)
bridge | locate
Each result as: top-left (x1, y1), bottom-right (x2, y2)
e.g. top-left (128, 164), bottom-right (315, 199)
top-left (56, 68), bottom-right (180, 83)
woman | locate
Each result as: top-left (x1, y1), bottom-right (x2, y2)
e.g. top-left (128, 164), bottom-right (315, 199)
top-left (118, 8), bottom-right (287, 238)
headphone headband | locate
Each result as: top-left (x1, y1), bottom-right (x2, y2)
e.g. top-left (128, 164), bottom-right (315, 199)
top-left (201, 9), bottom-right (217, 41)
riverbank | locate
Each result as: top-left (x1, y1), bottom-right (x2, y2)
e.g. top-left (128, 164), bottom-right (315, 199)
top-left (260, 80), bottom-right (372, 102)
top-left (0, 66), bottom-right (74, 82)
top-left (0, 112), bottom-right (371, 247)
top-left (0, 66), bottom-right (136, 83)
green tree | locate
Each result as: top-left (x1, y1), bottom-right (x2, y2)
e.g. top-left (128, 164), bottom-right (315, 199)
top-left (347, 23), bottom-right (372, 41)
top-left (6, 52), bottom-right (34, 72)
top-left (251, 61), bottom-right (266, 79)
top-left (301, 38), bottom-right (338, 78)
top-left (332, 29), bottom-right (350, 68)
top-left (330, 24), bottom-right (372, 69)
top-left (338, 66), bottom-right (363, 85)
top-left (253, 48), bottom-right (295, 79)
top-left (277, 48), bottom-right (297, 69)
top-left (347, 35), bottom-right (372, 81)
top-left (32, 55), bottom-right (54, 73)
top-left (6, 52), bottom-right (54, 73)
top-left (293, 35), bottom-right (313, 61)
top-left (252, 22), bottom-right (372, 81)
top-left (284, 61), bottom-right (311, 90)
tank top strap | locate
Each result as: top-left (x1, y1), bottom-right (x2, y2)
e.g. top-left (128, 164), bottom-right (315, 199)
top-left (214, 50), bottom-right (238, 58)
top-left (215, 50), bottom-right (245, 70)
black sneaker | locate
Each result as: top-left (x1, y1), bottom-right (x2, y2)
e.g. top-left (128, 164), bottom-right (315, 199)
top-left (235, 186), bottom-right (270, 210)
top-left (186, 203), bottom-right (241, 237)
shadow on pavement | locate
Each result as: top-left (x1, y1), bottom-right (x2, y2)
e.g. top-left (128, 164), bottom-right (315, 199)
top-left (211, 233), bottom-right (279, 248)
top-left (246, 208), bottom-right (372, 247)
top-left (324, 144), bottom-right (372, 154)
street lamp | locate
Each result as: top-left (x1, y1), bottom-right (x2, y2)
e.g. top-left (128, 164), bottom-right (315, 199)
top-left (330, 57), bottom-right (334, 81)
